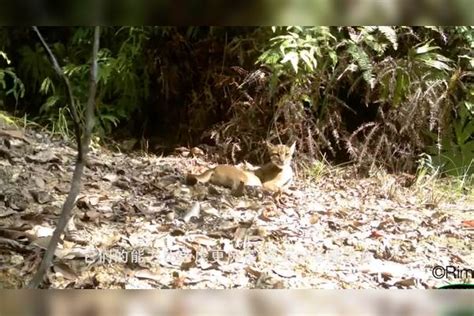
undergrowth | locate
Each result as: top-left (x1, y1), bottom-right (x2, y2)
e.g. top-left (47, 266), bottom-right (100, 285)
top-left (0, 26), bottom-right (472, 178)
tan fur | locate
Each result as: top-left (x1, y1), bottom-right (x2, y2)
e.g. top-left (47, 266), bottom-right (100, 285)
top-left (186, 142), bottom-right (296, 192)
top-left (255, 142), bottom-right (295, 191)
top-left (186, 165), bottom-right (262, 190)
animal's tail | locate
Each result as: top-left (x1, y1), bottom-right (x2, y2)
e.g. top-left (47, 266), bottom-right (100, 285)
top-left (185, 169), bottom-right (214, 185)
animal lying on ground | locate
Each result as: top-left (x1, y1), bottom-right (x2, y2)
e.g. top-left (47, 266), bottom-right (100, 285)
top-left (185, 142), bottom-right (296, 192)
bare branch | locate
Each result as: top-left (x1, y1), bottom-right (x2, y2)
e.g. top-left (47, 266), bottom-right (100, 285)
top-left (32, 26), bottom-right (83, 156)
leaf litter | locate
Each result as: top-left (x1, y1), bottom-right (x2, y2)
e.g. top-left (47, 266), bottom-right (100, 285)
top-left (0, 126), bottom-right (472, 289)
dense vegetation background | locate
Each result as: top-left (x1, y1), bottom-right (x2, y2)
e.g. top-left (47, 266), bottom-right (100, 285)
top-left (0, 26), bottom-right (473, 181)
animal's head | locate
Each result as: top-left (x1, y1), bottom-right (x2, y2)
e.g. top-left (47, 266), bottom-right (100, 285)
top-left (266, 141), bottom-right (296, 169)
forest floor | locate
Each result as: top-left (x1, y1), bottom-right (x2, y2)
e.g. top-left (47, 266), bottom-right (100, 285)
top-left (0, 123), bottom-right (473, 289)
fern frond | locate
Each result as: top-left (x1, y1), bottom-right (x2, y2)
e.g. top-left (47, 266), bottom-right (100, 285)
top-left (377, 26), bottom-right (398, 50)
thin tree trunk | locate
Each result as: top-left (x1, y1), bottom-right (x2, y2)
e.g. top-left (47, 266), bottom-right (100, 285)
top-left (27, 26), bottom-right (100, 289)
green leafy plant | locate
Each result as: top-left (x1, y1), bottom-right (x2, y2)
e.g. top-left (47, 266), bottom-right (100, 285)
top-left (26, 27), bottom-right (155, 138)
top-left (0, 50), bottom-right (25, 104)
top-left (428, 101), bottom-right (474, 177)
top-left (1, 26), bottom-right (473, 181)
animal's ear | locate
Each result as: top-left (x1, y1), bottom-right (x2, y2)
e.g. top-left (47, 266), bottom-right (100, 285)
top-left (265, 141), bottom-right (273, 150)
top-left (289, 141), bottom-right (296, 155)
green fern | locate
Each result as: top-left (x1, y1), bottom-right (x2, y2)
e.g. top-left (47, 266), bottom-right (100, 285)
top-left (347, 43), bottom-right (374, 86)
top-left (0, 50), bottom-right (25, 103)
top-left (258, 26), bottom-right (337, 76)
top-left (18, 44), bottom-right (52, 90)
top-left (377, 26), bottom-right (398, 50)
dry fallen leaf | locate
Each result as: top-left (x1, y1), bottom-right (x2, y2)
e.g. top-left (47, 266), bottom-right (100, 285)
top-left (369, 230), bottom-right (384, 238)
top-left (461, 220), bottom-right (474, 228)
top-left (53, 261), bottom-right (78, 280)
top-left (25, 151), bottom-right (60, 163)
top-left (309, 213), bottom-right (320, 224)
top-left (84, 210), bottom-right (100, 222)
top-left (1, 123), bottom-right (471, 290)
top-left (272, 267), bottom-right (296, 278)
top-left (393, 277), bottom-right (417, 288)
top-left (183, 202), bottom-right (201, 223)
top-left (31, 191), bottom-right (52, 204)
